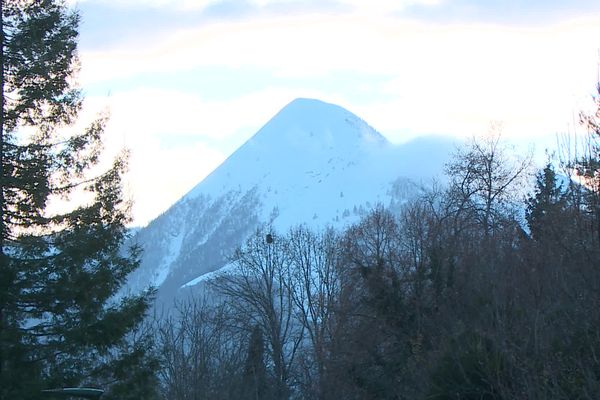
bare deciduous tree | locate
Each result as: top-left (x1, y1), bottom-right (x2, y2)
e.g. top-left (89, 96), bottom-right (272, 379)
top-left (211, 228), bottom-right (303, 399)
top-left (287, 226), bottom-right (341, 399)
top-left (157, 297), bottom-right (246, 400)
top-left (445, 127), bottom-right (532, 237)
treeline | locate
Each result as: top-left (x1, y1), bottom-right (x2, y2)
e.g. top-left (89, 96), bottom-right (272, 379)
top-left (155, 121), bottom-right (600, 399)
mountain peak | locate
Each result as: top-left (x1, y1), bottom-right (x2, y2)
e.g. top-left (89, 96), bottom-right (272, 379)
top-left (185, 98), bottom-right (390, 202)
top-left (253, 98), bottom-right (388, 147)
top-left (128, 98), bottom-right (455, 301)
top-left (278, 97), bottom-right (348, 116)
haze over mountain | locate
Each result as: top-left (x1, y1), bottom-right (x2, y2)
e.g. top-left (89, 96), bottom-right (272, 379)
top-left (125, 98), bottom-right (455, 303)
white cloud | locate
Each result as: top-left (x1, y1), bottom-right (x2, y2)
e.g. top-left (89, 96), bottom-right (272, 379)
top-left (75, 9), bottom-right (600, 224)
top-left (71, 0), bottom-right (442, 12)
top-left (341, 0), bottom-right (443, 14)
top-left (125, 139), bottom-right (224, 226)
top-left (80, 13), bottom-right (600, 85)
top-left (70, 0), bottom-right (218, 10)
top-left (80, 15), bottom-right (408, 83)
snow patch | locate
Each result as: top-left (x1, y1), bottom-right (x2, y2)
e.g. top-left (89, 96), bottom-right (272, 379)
top-left (181, 261), bottom-right (238, 289)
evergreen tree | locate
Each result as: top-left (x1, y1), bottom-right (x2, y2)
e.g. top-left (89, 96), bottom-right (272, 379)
top-left (242, 325), bottom-right (268, 400)
top-left (0, 1), bottom-right (154, 398)
top-left (575, 84), bottom-right (600, 249)
top-left (525, 163), bottom-right (567, 241)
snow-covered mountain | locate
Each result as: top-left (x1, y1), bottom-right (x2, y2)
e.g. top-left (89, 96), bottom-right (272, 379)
top-left (126, 98), bottom-right (455, 303)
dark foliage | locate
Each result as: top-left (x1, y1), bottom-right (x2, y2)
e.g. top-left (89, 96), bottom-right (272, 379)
top-left (0, 1), bottom-right (157, 398)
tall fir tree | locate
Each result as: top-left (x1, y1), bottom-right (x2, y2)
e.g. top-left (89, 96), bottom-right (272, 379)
top-left (525, 163), bottom-right (567, 241)
top-left (0, 1), bottom-right (155, 398)
top-left (576, 84), bottom-right (600, 249)
top-left (242, 325), bottom-right (268, 400)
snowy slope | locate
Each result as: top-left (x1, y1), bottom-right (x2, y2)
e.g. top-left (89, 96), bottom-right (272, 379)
top-left (125, 98), bottom-right (455, 303)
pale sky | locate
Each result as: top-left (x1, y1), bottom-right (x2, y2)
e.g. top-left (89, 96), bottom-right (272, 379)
top-left (70, 0), bottom-right (600, 226)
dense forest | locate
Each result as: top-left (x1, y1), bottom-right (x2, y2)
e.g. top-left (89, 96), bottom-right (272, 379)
top-left (155, 123), bottom-right (600, 399)
top-left (2, 0), bottom-right (600, 399)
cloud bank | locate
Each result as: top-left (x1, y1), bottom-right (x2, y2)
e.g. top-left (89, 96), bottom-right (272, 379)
top-left (73, 0), bottom-right (600, 225)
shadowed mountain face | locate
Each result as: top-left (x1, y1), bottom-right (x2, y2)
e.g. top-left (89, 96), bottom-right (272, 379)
top-left (125, 98), bottom-right (455, 304)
